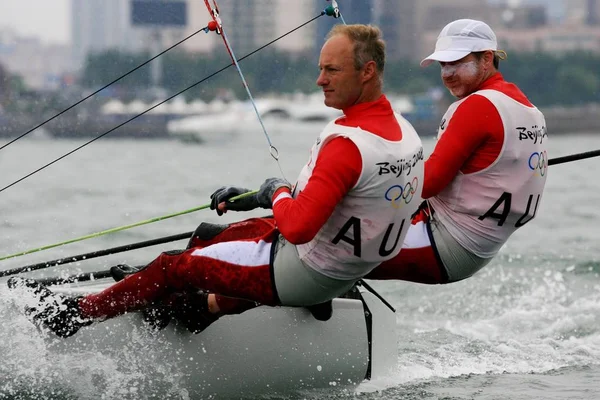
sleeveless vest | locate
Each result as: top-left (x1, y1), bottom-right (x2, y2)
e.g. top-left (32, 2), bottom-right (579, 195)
top-left (429, 89), bottom-right (548, 258)
top-left (293, 114), bottom-right (424, 279)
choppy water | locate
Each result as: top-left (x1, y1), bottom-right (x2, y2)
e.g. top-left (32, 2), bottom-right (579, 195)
top-left (0, 131), bottom-right (599, 399)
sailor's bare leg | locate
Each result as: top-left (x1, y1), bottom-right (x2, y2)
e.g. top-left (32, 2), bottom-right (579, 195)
top-left (208, 294), bottom-right (220, 313)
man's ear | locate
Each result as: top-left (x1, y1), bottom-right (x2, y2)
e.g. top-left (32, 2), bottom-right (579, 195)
top-left (362, 60), bottom-right (377, 82)
top-left (484, 50), bottom-right (495, 68)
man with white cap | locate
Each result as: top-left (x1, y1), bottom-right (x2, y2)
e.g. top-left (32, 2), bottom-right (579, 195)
top-left (366, 19), bottom-right (549, 284)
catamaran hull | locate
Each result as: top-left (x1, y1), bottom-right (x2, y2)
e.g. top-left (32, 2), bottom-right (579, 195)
top-left (49, 282), bottom-right (397, 397)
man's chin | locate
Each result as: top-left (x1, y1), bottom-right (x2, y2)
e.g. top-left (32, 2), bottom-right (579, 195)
top-left (449, 88), bottom-right (466, 99)
top-left (323, 99), bottom-right (341, 110)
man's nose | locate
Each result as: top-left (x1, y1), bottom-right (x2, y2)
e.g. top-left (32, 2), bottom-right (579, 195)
top-left (441, 65), bottom-right (455, 78)
top-left (316, 71), bottom-right (328, 86)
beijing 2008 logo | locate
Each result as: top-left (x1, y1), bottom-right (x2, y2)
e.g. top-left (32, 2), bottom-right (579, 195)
top-left (385, 177), bottom-right (419, 209)
top-left (528, 150), bottom-right (548, 177)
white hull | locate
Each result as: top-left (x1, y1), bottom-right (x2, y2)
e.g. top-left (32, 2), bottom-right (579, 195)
top-left (166, 96), bottom-right (342, 144)
top-left (50, 281), bottom-right (397, 397)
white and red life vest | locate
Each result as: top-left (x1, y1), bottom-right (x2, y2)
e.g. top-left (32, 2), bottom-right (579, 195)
top-left (292, 114), bottom-right (424, 280)
top-left (429, 89), bottom-right (548, 258)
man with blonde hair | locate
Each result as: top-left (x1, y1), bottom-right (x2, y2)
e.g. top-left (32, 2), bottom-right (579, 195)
top-left (11, 24), bottom-right (425, 338)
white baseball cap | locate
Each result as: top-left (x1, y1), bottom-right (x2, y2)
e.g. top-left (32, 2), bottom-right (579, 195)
top-left (420, 19), bottom-right (497, 67)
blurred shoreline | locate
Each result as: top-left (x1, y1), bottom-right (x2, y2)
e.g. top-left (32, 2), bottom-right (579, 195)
top-left (1, 102), bottom-right (596, 140)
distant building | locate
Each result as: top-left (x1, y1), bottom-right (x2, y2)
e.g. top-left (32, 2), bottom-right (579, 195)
top-left (488, 0), bottom-right (564, 22)
top-left (0, 30), bottom-right (71, 90)
top-left (71, 0), bottom-right (319, 66)
top-left (376, 0), bottom-right (493, 62)
top-left (563, 0), bottom-right (589, 25)
top-left (215, 1), bottom-right (317, 56)
top-left (421, 0), bottom-right (492, 31)
top-left (493, 4), bottom-right (547, 28)
top-left (71, 0), bottom-right (132, 68)
top-left (566, 0), bottom-right (600, 25)
top-left (71, 0), bottom-right (194, 68)
top-left (375, 0), bottom-right (420, 61)
top-left (214, 1), bottom-right (275, 57)
top-left (421, 22), bottom-right (600, 56)
top-left (53, 0), bottom-right (600, 83)
top-left (588, 0), bottom-right (600, 25)
top-left (0, 62), bottom-right (8, 107)
top-left (499, 25), bottom-right (600, 53)
top-left (273, 2), bottom-right (317, 54)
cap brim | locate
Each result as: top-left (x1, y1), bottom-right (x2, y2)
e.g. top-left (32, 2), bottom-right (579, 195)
top-left (420, 50), bottom-right (471, 67)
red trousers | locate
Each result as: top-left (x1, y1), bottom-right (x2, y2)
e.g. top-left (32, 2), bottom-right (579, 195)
top-left (365, 210), bottom-right (448, 284)
top-left (80, 218), bottom-right (279, 319)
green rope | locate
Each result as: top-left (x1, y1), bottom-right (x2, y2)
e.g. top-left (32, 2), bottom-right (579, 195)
top-left (0, 190), bottom-right (257, 262)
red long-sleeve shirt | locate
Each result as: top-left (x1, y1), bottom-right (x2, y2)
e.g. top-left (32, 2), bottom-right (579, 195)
top-left (272, 74), bottom-right (535, 245)
top-left (272, 94), bottom-right (402, 244)
top-left (424, 72), bottom-right (533, 198)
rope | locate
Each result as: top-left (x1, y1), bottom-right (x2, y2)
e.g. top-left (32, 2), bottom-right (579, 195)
top-left (0, 26), bottom-right (208, 152)
top-left (203, 0), bottom-right (287, 179)
top-left (0, 14), bottom-right (325, 195)
top-left (0, 2), bottom-right (341, 260)
top-left (0, 191), bottom-right (255, 262)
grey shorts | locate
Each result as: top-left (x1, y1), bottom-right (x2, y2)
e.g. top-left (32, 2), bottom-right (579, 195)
top-left (272, 237), bottom-right (357, 307)
top-left (430, 218), bottom-right (492, 283)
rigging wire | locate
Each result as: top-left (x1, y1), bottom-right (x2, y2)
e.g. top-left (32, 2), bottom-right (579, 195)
top-left (0, 3), bottom-right (341, 262)
top-left (0, 190), bottom-right (257, 262)
top-left (0, 26), bottom-right (208, 152)
top-left (203, 0), bottom-right (286, 178)
top-left (199, 0), bottom-right (344, 178)
top-left (0, 13), bottom-right (325, 195)
top-left (0, 2), bottom-right (343, 264)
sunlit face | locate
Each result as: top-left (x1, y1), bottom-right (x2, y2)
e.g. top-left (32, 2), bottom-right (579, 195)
top-left (316, 34), bottom-right (363, 110)
top-left (439, 53), bottom-right (487, 99)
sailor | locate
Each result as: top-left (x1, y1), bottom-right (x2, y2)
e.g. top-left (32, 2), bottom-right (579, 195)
top-left (9, 24), bottom-right (425, 337)
top-left (365, 19), bottom-right (548, 284)
top-left (188, 18), bottom-right (551, 319)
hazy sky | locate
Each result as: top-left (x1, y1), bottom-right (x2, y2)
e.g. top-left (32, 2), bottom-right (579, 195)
top-left (1, 0), bottom-right (70, 44)
top-left (0, 0), bottom-right (568, 46)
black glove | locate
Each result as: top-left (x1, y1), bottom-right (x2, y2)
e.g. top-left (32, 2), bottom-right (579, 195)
top-left (210, 186), bottom-right (252, 215)
top-left (253, 177), bottom-right (292, 209)
top-left (209, 178), bottom-right (291, 215)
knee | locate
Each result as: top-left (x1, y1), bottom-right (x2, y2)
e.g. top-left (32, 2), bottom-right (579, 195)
top-left (152, 250), bottom-right (186, 274)
top-left (152, 250), bottom-right (190, 290)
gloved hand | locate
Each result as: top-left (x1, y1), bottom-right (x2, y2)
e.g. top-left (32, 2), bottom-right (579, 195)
top-left (209, 178), bottom-right (291, 215)
top-left (254, 177), bottom-right (292, 209)
top-left (210, 186), bottom-right (252, 215)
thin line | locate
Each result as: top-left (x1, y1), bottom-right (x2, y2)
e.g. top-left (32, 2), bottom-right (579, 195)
top-left (0, 26), bottom-right (208, 151)
top-left (0, 14), bottom-right (324, 194)
top-left (0, 190), bottom-right (256, 262)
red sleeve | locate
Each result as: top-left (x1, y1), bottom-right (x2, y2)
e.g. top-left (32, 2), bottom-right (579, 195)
top-left (423, 95), bottom-right (504, 199)
top-left (272, 136), bottom-right (362, 244)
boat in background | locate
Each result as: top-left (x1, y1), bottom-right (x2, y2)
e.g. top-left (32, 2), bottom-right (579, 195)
top-left (39, 280), bottom-right (397, 397)
top-left (165, 92), bottom-right (423, 144)
top-left (166, 93), bottom-right (345, 143)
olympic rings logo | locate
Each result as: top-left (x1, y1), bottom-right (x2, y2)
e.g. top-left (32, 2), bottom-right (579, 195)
top-left (385, 177), bottom-right (419, 209)
top-left (528, 151), bottom-right (548, 177)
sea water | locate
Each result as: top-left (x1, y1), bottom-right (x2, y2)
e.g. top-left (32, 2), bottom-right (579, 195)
top-left (0, 131), bottom-right (599, 399)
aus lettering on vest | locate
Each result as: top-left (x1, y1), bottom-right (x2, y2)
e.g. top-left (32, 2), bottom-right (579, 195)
top-left (330, 217), bottom-right (406, 258)
top-left (517, 125), bottom-right (547, 144)
top-left (478, 192), bottom-right (541, 227)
